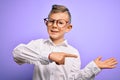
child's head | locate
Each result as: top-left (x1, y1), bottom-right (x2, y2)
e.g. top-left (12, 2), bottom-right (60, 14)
top-left (44, 4), bottom-right (72, 42)
top-left (48, 4), bottom-right (71, 23)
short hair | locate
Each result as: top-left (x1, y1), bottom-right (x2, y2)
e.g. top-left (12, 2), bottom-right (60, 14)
top-left (48, 4), bottom-right (71, 23)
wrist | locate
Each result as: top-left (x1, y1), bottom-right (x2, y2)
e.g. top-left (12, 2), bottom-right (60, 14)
top-left (94, 60), bottom-right (101, 69)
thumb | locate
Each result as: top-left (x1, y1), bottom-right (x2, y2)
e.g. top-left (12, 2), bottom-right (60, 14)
top-left (96, 56), bottom-right (102, 61)
top-left (65, 53), bottom-right (78, 58)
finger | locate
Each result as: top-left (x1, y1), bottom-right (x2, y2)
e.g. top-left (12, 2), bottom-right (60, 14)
top-left (109, 61), bottom-right (118, 66)
top-left (56, 62), bottom-right (64, 65)
top-left (65, 53), bottom-right (78, 58)
top-left (56, 59), bottom-right (65, 65)
top-left (105, 57), bottom-right (117, 63)
top-left (109, 65), bottom-right (117, 69)
top-left (108, 59), bottom-right (118, 63)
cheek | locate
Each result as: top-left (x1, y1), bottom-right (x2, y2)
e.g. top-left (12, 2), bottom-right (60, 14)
top-left (47, 28), bottom-right (50, 34)
top-left (60, 28), bottom-right (68, 33)
top-left (59, 30), bottom-right (66, 34)
top-left (47, 27), bottom-right (50, 31)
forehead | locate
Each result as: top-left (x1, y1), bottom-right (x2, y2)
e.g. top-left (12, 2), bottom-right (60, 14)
top-left (49, 12), bottom-right (69, 21)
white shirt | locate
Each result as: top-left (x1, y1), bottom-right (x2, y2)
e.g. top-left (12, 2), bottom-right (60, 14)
top-left (12, 39), bottom-right (101, 80)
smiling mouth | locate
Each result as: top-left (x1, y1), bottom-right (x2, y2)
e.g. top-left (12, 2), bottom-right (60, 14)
top-left (51, 30), bottom-right (59, 33)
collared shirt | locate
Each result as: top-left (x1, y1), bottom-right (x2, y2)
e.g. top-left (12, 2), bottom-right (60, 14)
top-left (12, 39), bottom-right (101, 80)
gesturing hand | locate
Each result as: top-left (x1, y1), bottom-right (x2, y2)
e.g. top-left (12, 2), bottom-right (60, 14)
top-left (49, 52), bottom-right (78, 65)
top-left (94, 56), bottom-right (118, 69)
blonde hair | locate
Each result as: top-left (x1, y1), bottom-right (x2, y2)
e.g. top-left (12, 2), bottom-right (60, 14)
top-left (48, 4), bottom-right (71, 23)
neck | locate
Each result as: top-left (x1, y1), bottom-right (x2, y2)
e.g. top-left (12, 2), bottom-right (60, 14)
top-left (50, 37), bottom-right (65, 45)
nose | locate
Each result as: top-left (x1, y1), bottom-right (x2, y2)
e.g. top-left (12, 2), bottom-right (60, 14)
top-left (52, 21), bottom-right (58, 28)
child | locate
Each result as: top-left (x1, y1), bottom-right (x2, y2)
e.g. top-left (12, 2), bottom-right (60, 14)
top-left (13, 4), bottom-right (117, 80)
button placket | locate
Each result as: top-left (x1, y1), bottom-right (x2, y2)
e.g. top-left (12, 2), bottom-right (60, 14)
top-left (49, 46), bottom-right (56, 80)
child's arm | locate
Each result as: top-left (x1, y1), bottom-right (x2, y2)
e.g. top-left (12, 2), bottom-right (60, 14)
top-left (12, 40), bottom-right (51, 65)
top-left (72, 56), bottom-right (118, 80)
top-left (48, 52), bottom-right (98, 80)
top-left (69, 56), bottom-right (101, 80)
top-left (48, 52), bottom-right (78, 64)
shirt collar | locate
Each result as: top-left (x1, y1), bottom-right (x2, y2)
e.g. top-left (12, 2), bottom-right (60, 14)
top-left (44, 38), bottom-right (68, 47)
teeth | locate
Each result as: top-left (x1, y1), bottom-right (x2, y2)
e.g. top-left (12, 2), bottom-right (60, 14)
top-left (51, 30), bottom-right (58, 32)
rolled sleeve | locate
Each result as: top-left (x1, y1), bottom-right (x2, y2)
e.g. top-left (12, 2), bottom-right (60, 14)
top-left (12, 40), bottom-right (51, 65)
top-left (90, 61), bottom-right (101, 75)
top-left (68, 57), bottom-right (101, 80)
top-left (74, 61), bottom-right (101, 80)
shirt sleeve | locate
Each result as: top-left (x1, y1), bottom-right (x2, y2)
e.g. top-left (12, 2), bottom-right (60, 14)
top-left (68, 52), bottom-right (101, 80)
top-left (75, 61), bottom-right (101, 80)
top-left (12, 40), bottom-right (50, 65)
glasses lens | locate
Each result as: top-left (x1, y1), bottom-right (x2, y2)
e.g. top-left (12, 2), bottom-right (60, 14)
top-left (57, 20), bottom-right (66, 27)
top-left (44, 18), bottom-right (68, 27)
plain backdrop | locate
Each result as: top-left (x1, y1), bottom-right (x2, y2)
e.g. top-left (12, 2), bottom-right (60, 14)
top-left (0, 0), bottom-right (120, 80)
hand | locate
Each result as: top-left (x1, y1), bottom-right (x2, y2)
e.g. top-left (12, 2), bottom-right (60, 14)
top-left (94, 56), bottom-right (118, 69)
top-left (49, 52), bottom-right (78, 65)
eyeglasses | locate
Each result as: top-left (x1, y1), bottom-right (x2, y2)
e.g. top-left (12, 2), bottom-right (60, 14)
top-left (44, 18), bottom-right (70, 28)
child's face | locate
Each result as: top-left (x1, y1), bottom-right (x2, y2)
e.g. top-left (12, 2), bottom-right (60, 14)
top-left (46, 12), bottom-right (72, 41)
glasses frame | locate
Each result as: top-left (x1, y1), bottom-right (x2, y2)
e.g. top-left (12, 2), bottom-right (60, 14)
top-left (44, 18), bottom-right (70, 28)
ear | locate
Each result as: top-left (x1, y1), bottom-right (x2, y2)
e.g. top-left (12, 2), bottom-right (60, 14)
top-left (65, 24), bottom-right (72, 32)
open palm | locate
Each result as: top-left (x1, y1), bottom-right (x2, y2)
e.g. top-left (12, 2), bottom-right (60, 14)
top-left (94, 56), bottom-right (118, 69)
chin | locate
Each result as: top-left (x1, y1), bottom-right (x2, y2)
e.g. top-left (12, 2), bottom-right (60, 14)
top-left (50, 36), bottom-right (59, 40)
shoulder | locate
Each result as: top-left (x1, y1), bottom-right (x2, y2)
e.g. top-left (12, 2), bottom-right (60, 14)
top-left (24, 38), bottom-right (48, 50)
top-left (67, 44), bottom-right (78, 52)
top-left (27, 38), bottom-right (48, 46)
top-left (67, 44), bottom-right (79, 55)
top-left (30, 38), bottom-right (45, 42)
top-left (28, 38), bottom-right (47, 44)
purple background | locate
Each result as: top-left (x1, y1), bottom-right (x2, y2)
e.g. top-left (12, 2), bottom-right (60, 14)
top-left (0, 0), bottom-right (120, 80)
